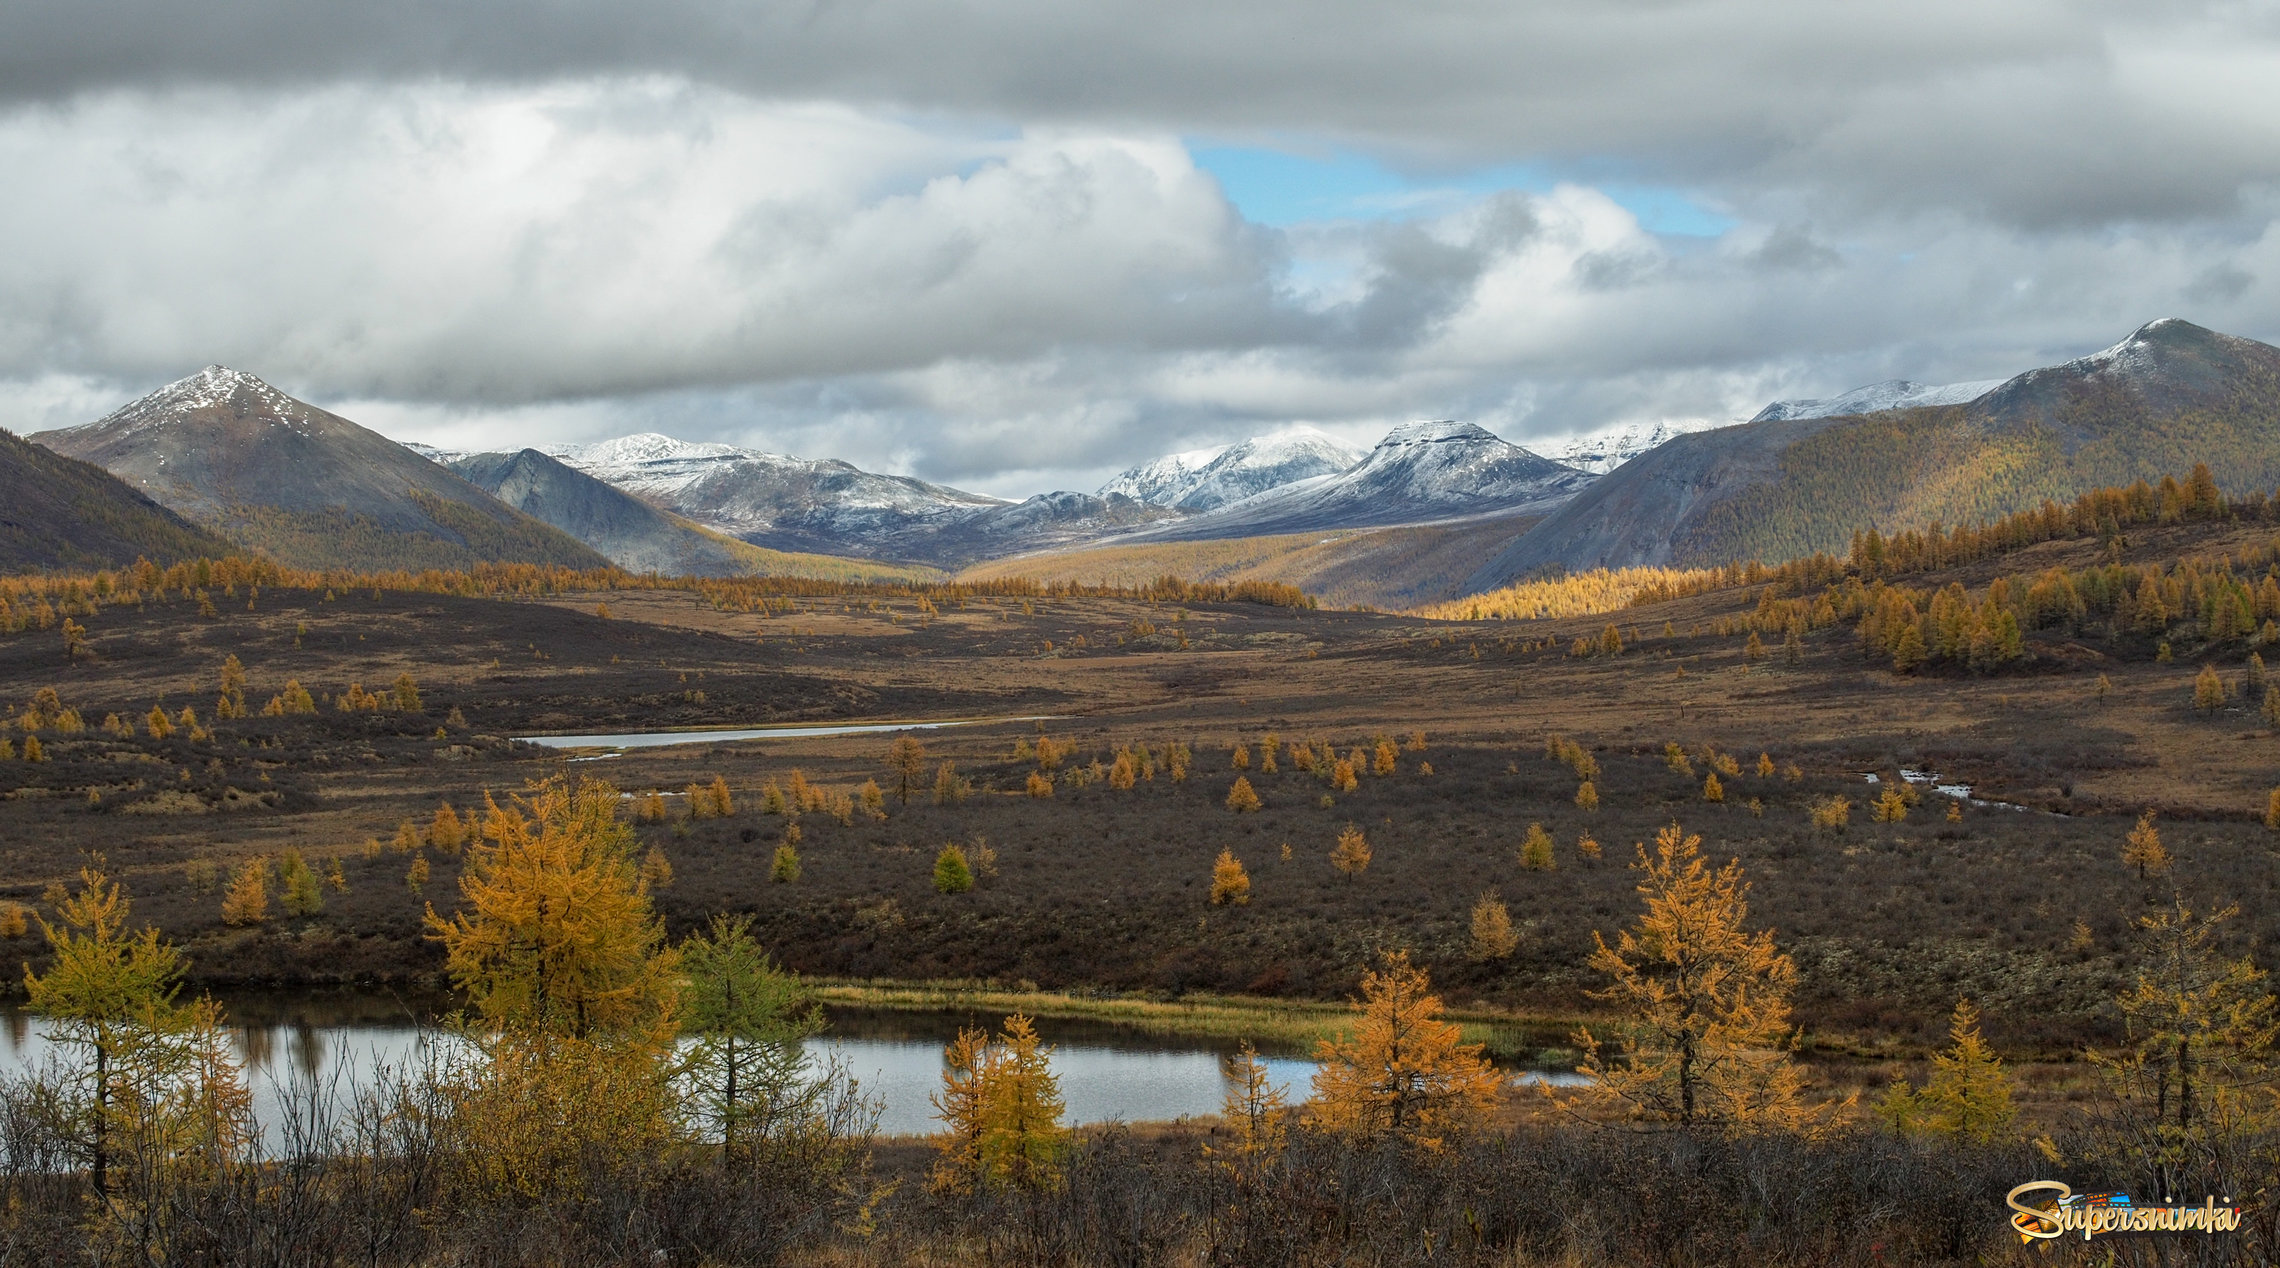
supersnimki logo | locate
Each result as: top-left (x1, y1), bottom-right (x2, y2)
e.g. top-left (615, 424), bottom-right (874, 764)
top-left (2007, 1182), bottom-right (2243, 1243)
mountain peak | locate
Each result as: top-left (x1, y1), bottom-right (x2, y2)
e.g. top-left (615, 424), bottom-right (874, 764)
top-left (1377, 419), bottom-right (1494, 447)
top-left (69, 363), bottom-right (302, 437)
top-left (552, 432), bottom-right (755, 468)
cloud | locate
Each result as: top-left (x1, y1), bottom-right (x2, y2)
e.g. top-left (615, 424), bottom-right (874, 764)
top-left (6, 0), bottom-right (2278, 227)
top-left (2, 12), bottom-right (2279, 498)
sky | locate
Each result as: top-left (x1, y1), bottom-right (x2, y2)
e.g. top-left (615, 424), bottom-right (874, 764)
top-left (1, 1), bottom-right (2277, 499)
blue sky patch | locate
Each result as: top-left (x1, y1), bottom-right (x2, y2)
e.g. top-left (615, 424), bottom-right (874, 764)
top-left (1190, 143), bottom-right (1734, 237)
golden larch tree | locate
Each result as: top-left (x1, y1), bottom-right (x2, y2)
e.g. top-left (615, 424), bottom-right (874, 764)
top-left (1309, 951), bottom-right (1504, 1148)
top-left (930, 1027), bottom-right (994, 1193)
top-left (2122, 810), bottom-right (2170, 879)
top-left (1575, 780), bottom-right (1600, 812)
top-left (424, 776), bottom-right (683, 1197)
top-left (1210, 850), bottom-right (1251, 905)
top-left (1876, 999), bottom-right (2016, 1143)
top-left (2098, 900), bottom-right (2276, 1153)
top-left (1566, 823), bottom-right (1822, 1135)
top-left (1469, 893), bottom-right (1518, 961)
top-left (220, 860), bottom-right (268, 926)
top-left (2193, 662), bottom-right (2226, 713)
top-left (1225, 776), bottom-right (1262, 813)
top-left (1330, 824), bottom-right (1371, 879)
top-left (979, 1015), bottom-right (1067, 1189)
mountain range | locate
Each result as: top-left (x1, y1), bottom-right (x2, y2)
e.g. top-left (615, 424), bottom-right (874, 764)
top-left (1468, 318), bottom-right (2280, 588)
top-left (17, 318), bottom-right (2274, 606)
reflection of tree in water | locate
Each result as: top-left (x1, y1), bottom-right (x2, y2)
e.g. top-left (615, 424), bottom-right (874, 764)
top-left (235, 1024), bottom-right (276, 1073)
top-left (4, 1009), bottom-right (26, 1055)
top-left (292, 1023), bottom-right (325, 1081)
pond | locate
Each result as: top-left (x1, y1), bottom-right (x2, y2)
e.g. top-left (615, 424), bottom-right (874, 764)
top-left (0, 1000), bottom-right (1584, 1144)
top-left (517, 716), bottom-right (1053, 752)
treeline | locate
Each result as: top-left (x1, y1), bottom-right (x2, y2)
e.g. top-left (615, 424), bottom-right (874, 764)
top-left (1429, 465), bottom-right (2280, 636)
top-left (0, 555), bottom-right (1315, 634)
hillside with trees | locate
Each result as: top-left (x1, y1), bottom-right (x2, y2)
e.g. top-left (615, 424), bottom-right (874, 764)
top-left (1471, 319), bottom-right (2280, 587)
top-left (0, 425), bottom-right (234, 570)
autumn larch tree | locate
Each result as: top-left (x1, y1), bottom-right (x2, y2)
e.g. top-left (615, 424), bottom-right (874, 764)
top-left (1372, 738), bottom-right (1398, 776)
top-left (1469, 893), bottom-right (1518, 961)
top-left (24, 860), bottom-right (252, 1200)
top-left (1210, 850), bottom-right (1251, 905)
top-left (2122, 810), bottom-right (2170, 879)
top-left (930, 1027), bottom-right (994, 1193)
top-left (887, 734), bottom-right (928, 805)
top-left (220, 860), bottom-right (268, 926)
top-left (1213, 1042), bottom-right (1290, 1174)
top-left (1225, 776), bottom-right (1262, 813)
top-left (1567, 823), bottom-right (1822, 1135)
top-left (2094, 899), bottom-right (2278, 1197)
top-left (216, 654), bottom-right (246, 719)
top-left (979, 1015), bottom-right (1067, 1189)
top-left (1309, 951), bottom-right (1503, 1148)
top-left (1575, 780), bottom-right (1599, 812)
top-left (424, 776), bottom-right (682, 1196)
top-left (2194, 662), bottom-right (2226, 714)
top-left (1330, 824), bottom-right (1371, 879)
top-left (1876, 999), bottom-right (2016, 1143)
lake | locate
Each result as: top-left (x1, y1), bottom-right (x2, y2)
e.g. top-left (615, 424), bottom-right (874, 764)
top-left (0, 1001), bottom-right (1583, 1143)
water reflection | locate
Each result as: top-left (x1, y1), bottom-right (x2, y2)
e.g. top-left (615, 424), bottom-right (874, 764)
top-left (0, 1001), bottom-right (1583, 1145)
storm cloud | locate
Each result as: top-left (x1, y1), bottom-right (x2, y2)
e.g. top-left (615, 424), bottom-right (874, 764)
top-left (1, 1), bottom-right (2275, 495)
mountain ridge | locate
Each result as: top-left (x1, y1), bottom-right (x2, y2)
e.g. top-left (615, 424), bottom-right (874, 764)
top-left (1466, 318), bottom-right (2280, 590)
top-left (33, 367), bottom-right (612, 572)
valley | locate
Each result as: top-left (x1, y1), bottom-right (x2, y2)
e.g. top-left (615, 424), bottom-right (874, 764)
top-left (5, 502), bottom-right (2275, 1072)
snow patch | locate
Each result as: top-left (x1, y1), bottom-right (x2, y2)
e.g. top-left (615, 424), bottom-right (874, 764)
top-left (1750, 378), bottom-right (2002, 423)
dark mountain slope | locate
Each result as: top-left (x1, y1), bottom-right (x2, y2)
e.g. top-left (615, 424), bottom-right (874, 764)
top-left (450, 449), bottom-right (769, 577)
top-left (1469, 319), bottom-right (2280, 588)
top-left (0, 425), bottom-right (235, 571)
top-left (34, 367), bottom-right (609, 572)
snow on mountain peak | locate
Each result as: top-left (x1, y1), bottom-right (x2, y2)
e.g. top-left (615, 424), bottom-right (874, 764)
top-left (1549, 419), bottom-right (1720, 475)
top-left (65, 364), bottom-right (304, 439)
top-left (1099, 425), bottom-right (1365, 511)
top-left (1750, 377), bottom-right (2001, 423)
top-left (551, 432), bottom-right (755, 469)
top-left (1375, 419), bottom-right (1496, 447)
top-left (1097, 445), bottom-right (1228, 504)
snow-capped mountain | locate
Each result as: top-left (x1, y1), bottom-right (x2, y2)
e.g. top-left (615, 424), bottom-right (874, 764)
top-left (545, 431), bottom-right (1008, 555)
top-left (1550, 420), bottom-right (1721, 475)
top-left (1097, 445), bottom-right (1226, 505)
top-left (1097, 427), bottom-right (1367, 511)
top-left (1750, 377), bottom-right (2003, 423)
top-left (1130, 420), bottom-right (1593, 540)
top-left (32, 366), bottom-right (608, 571)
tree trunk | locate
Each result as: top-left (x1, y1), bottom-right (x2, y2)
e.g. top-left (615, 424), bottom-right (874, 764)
top-left (92, 1036), bottom-right (108, 1199)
